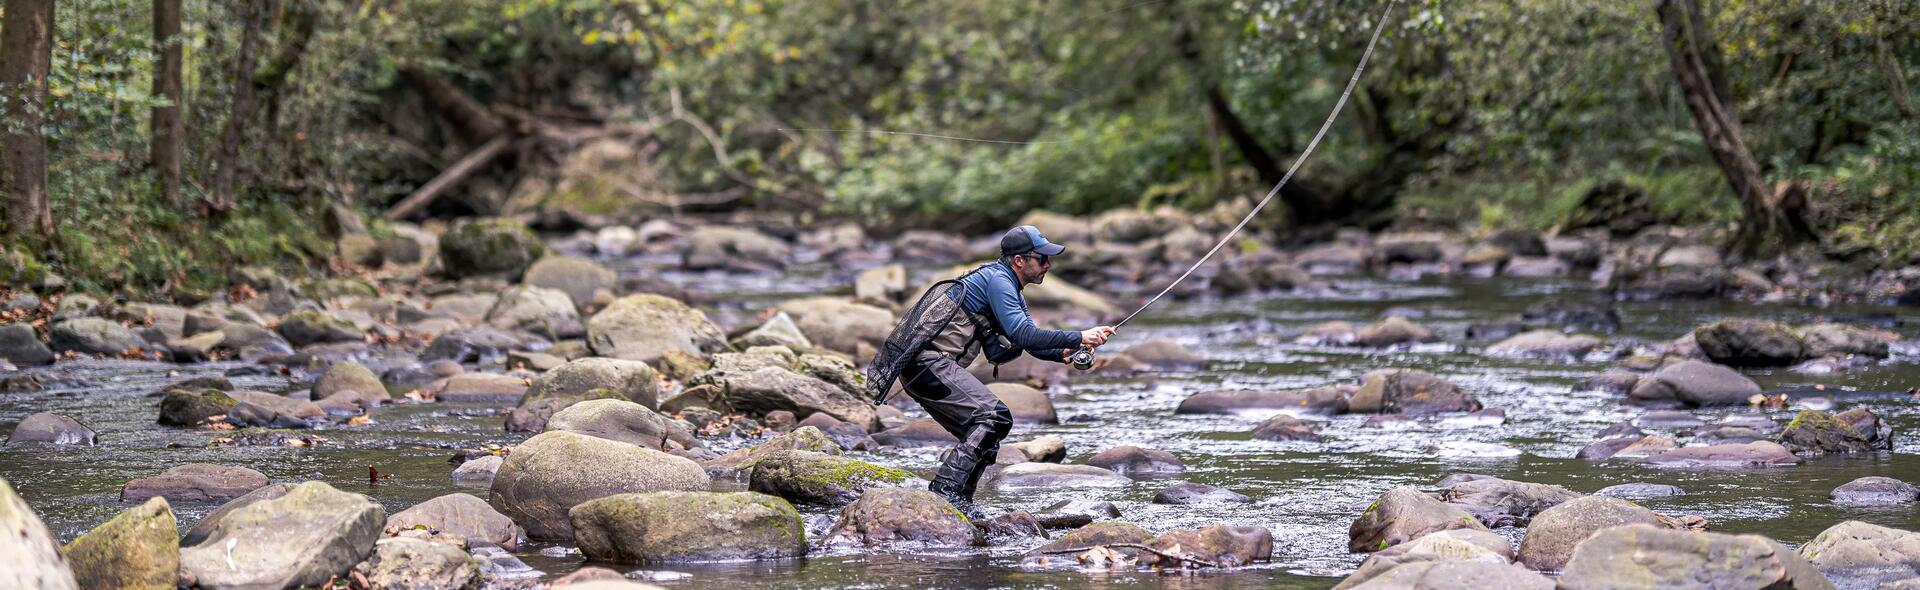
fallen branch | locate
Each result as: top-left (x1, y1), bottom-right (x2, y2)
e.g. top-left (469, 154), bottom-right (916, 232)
top-left (1035, 543), bottom-right (1219, 568)
top-left (383, 135), bottom-right (515, 221)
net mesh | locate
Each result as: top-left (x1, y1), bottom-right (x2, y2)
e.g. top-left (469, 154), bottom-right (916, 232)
top-left (863, 278), bottom-right (965, 404)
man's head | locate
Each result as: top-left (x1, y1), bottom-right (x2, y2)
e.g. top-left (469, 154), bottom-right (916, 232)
top-left (999, 225), bottom-right (1065, 286)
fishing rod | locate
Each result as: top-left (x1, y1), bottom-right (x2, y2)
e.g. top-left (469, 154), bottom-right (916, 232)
top-left (1067, 0), bottom-right (1401, 370)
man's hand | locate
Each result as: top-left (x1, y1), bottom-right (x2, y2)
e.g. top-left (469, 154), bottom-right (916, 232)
top-left (1081, 326), bottom-right (1116, 348)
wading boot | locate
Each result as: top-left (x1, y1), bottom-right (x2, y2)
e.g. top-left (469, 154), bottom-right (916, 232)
top-left (929, 424), bottom-right (994, 521)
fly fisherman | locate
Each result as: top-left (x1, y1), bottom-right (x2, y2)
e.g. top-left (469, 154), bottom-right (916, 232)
top-left (880, 225), bottom-right (1115, 518)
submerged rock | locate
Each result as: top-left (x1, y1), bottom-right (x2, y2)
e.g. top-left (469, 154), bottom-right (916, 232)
top-left (1084, 445), bottom-right (1184, 475)
top-left (121, 463), bottom-right (269, 503)
top-left (1137, 525), bottom-right (1273, 568)
top-left (827, 488), bottom-right (978, 547)
top-left (7, 412), bottom-right (95, 445)
top-left (1350, 370), bottom-right (1481, 415)
top-left (1595, 483), bottom-right (1685, 499)
top-left (1175, 387), bottom-right (1351, 415)
top-left (1828, 477), bottom-right (1920, 507)
top-left (1153, 482), bottom-right (1252, 505)
top-left (991, 463), bottom-right (1130, 491)
top-left (1642, 440), bottom-right (1800, 467)
top-left (1486, 330), bottom-right (1602, 358)
top-left (178, 481), bottom-right (385, 590)
top-left (1350, 486), bottom-right (1490, 553)
top-left (1250, 414), bottom-right (1319, 441)
top-left (1558, 524), bottom-right (1831, 590)
top-left (572, 491), bottom-right (807, 562)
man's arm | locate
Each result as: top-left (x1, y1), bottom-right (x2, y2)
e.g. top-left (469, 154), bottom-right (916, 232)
top-left (984, 273), bottom-right (1082, 353)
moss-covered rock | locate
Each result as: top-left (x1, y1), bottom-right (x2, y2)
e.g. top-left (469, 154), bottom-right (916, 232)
top-left (311, 361), bottom-right (390, 407)
top-left (1559, 525), bottom-right (1829, 590)
top-left (1516, 496), bottom-right (1661, 571)
top-left (63, 497), bottom-right (178, 590)
top-left (352, 537), bottom-right (481, 590)
top-left (524, 256), bottom-right (617, 311)
top-left (299, 278), bottom-right (379, 300)
top-left (486, 285), bottom-right (583, 339)
top-left (1355, 316), bottom-right (1439, 347)
top-left (1693, 319), bottom-right (1807, 367)
top-left (704, 426), bottom-right (841, 475)
top-left (571, 491), bottom-right (806, 563)
top-left (827, 488), bottom-right (978, 547)
top-left (439, 218), bottom-right (546, 280)
top-left (488, 431), bottom-right (710, 541)
top-left (277, 309), bottom-right (362, 347)
top-left (1350, 487), bottom-right (1489, 553)
top-left (178, 481), bottom-right (385, 590)
top-left (1779, 410), bottom-right (1875, 456)
top-left (0, 477), bottom-right (80, 590)
top-left (748, 450), bottom-right (919, 507)
top-left (587, 294), bottom-right (728, 363)
top-left (525, 357), bottom-right (662, 409)
top-left (651, 349), bottom-right (713, 382)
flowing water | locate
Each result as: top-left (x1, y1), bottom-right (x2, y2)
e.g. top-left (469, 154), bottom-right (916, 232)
top-left (5, 256), bottom-right (1920, 589)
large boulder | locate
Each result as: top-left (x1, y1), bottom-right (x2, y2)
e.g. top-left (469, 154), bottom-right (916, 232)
top-left (991, 463), bottom-right (1131, 491)
top-left (181, 484), bottom-right (295, 546)
top-left (547, 398), bottom-right (696, 451)
top-left (1486, 331), bottom-right (1602, 358)
top-left (488, 430), bottom-right (710, 541)
top-left (987, 382), bottom-right (1058, 424)
top-left (1516, 495), bottom-right (1663, 571)
top-left (0, 322), bottom-right (54, 366)
top-left (388, 493), bottom-right (523, 550)
top-left (1627, 360), bottom-right (1763, 407)
top-left (1693, 319), bottom-right (1808, 367)
top-left (524, 256), bottom-right (618, 311)
top-left (7, 412), bottom-right (96, 445)
top-left (50, 317), bottom-right (145, 356)
top-left (311, 361), bottom-right (390, 407)
top-left (683, 226), bottom-right (790, 271)
top-left (525, 357), bottom-right (662, 410)
top-left (178, 481), bottom-right (385, 590)
top-left (1334, 529), bottom-right (1518, 590)
top-left (1350, 370), bottom-right (1481, 415)
top-left (63, 496), bottom-right (176, 590)
top-left (1829, 476), bottom-right (1920, 507)
top-left (440, 217), bottom-right (546, 280)
top-left (827, 488), bottom-right (978, 546)
top-left (774, 297), bottom-right (893, 357)
top-left (1779, 410), bottom-right (1876, 456)
top-left (1350, 487), bottom-right (1490, 552)
top-left (1797, 520), bottom-right (1920, 573)
top-left (351, 537), bottom-right (481, 590)
top-left (587, 295), bottom-right (727, 363)
top-left (572, 491), bottom-right (806, 562)
top-left (691, 366), bottom-right (877, 430)
top-left (1558, 524), bottom-right (1833, 590)
top-left (1437, 478), bottom-right (1583, 528)
top-left (1175, 387), bottom-right (1351, 415)
top-left (0, 478), bottom-right (80, 590)
top-left (487, 285), bottom-right (583, 338)
top-left (121, 463), bottom-right (268, 503)
top-left (748, 450), bottom-right (920, 507)
top-left (1643, 440), bottom-right (1800, 467)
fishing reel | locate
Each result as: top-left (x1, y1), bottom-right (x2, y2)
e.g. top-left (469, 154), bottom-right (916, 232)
top-left (1068, 346), bottom-right (1097, 371)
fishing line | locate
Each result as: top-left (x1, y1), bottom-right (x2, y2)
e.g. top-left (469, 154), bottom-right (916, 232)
top-left (1113, 0), bottom-right (1400, 330)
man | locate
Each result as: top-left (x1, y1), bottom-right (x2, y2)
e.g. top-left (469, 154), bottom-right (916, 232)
top-left (901, 225), bottom-right (1115, 517)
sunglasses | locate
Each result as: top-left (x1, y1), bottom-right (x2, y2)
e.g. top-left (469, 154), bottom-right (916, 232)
top-left (1020, 252), bottom-right (1051, 265)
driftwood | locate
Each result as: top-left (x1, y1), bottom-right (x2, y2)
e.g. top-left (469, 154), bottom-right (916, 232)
top-left (383, 135), bottom-right (516, 221)
top-left (1034, 543), bottom-right (1220, 568)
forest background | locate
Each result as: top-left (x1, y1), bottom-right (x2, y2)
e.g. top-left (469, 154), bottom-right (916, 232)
top-left (0, 0), bottom-right (1914, 298)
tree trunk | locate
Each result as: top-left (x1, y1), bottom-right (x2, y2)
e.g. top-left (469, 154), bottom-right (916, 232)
top-left (205, 0), bottom-right (267, 217)
top-left (1656, 0), bottom-right (1814, 257)
top-left (152, 0), bottom-right (184, 207)
top-left (256, 0), bottom-right (314, 130)
top-left (2, 0), bottom-right (54, 238)
top-left (399, 65), bottom-right (507, 146)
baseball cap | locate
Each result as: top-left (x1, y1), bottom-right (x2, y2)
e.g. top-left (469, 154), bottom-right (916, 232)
top-left (1000, 225), bottom-right (1066, 257)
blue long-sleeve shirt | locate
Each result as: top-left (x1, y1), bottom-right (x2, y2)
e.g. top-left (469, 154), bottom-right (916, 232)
top-left (955, 261), bottom-right (1083, 363)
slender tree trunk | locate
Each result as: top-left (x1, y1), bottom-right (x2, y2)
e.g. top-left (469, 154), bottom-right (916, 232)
top-left (1656, 0), bottom-right (1813, 257)
top-left (2, 0), bottom-right (55, 238)
top-left (206, 0), bottom-right (267, 217)
top-left (152, 0), bottom-right (184, 207)
top-left (398, 65), bottom-right (507, 146)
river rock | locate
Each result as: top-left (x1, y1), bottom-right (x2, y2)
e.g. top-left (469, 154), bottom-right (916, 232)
top-left (426, 373), bottom-right (531, 405)
top-left (178, 481), bottom-right (384, 589)
top-left (1116, 339), bottom-right (1204, 370)
top-left (0, 478), bottom-right (80, 590)
top-left (1642, 440), bottom-right (1800, 467)
top-left (1799, 323), bottom-right (1897, 359)
top-left (277, 309), bottom-right (362, 346)
top-left (1693, 319), bottom-right (1807, 367)
top-left (796, 413), bottom-right (877, 451)
top-left (854, 264), bottom-right (907, 304)
top-left (488, 430), bottom-right (711, 541)
top-left (1334, 529), bottom-right (1527, 590)
top-left (1627, 360), bottom-right (1762, 406)
top-left (50, 317), bottom-right (145, 356)
top-left (1517, 495), bottom-right (1664, 571)
top-left (1355, 317), bottom-right (1438, 347)
top-left (1798, 520), bottom-right (1920, 573)
top-left (573, 491), bottom-right (806, 562)
top-left (1085, 445), bottom-right (1185, 475)
top-left (1835, 407), bottom-right (1893, 451)
top-left (1613, 436), bottom-right (1679, 459)
top-left (1779, 410), bottom-right (1876, 456)
top-left (1338, 561), bottom-right (1554, 590)
top-left (440, 218), bottom-right (545, 280)
top-left (388, 492), bottom-right (523, 550)
top-left (1558, 524), bottom-right (1832, 590)
top-left (452, 455), bottom-right (504, 488)
top-left (525, 256), bottom-right (617, 311)
top-left (1251, 414), bottom-right (1319, 441)
top-left (63, 496), bottom-right (177, 590)
top-left (586, 294), bottom-right (727, 363)
top-left (1176, 386), bottom-right (1351, 415)
top-left (1024, 521), bottom-right (1152, 565)
top-left (0, 323), bottom-right (53, 366)
top-left (1637, 409), bottom-right (1705, 429)
top-left (532, 356), bottom-right (662, 407)
top-left (694, 366), bottom-right (877, 429)
top-left (1579, 369), bottom-right (1640, 394)
top-left (734, 312), bottom-right (811, 349)
top-left (1577, 436), bottom-right (1645, 460)
top-left (1486, 331), bottom-right (1602, 358)
top-left (224, 389), bottom-right (327, 427)
top-left (1596, 483), bottom-right (1685, 499)
top-left (1350, 486), bottom-right (1491, 553)
top-left (1437, 478), bottom-right (1582, 528)
top-left (311, 361), bottom-right (390, 407)
top-left (1153, 482), bottom-right (1252, 505)
top-left (683, 226), bottom-right (790, 271)
top-left (1829, 477), bottom-right (1920, 507)
top-left (7, 412), bottom-right (95, 445)
top-left (827, 488), bottom-right (978, 546)
top-left (988, 382), bottom-right (1058, 424)
top-left (1033, 500), bottom-right (1123, 530)
top-left (351, 537), bottom-right (480, 590)
top-left (1350, 369), bottom-right (1481, 415)
top-left (1006, 436), bottom-right (1067, 463)
top-left (1136, 524), bottom-right (1272, 568)
top-left (774, 297), bottom-right (892, 357)
top-left (748, 450), bottom-right (919, 508)
top-left (122, 463), bottom-right (268, 503)
top-left (548, 398), bottom-right (695, 451)
top-left (991, 463), bottom-right (1130, 491)
top-left (180, 484), bottom-right (295, 546)
top-left (422, 326), bottom-right (524, 363)
top-left (487, 285), bottom-right (584, 338)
